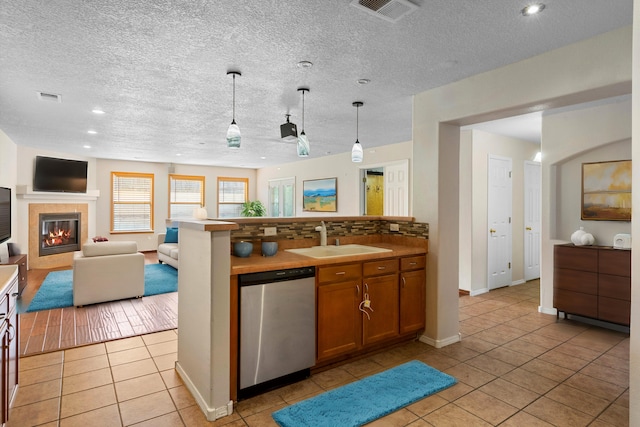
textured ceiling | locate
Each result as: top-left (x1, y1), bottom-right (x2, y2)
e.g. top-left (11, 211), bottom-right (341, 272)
top-left (0, 0), bottom-right (633, 168)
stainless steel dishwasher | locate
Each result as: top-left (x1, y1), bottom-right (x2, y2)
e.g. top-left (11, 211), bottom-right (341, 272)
top-left (238, 266), bottom-right (316, 399)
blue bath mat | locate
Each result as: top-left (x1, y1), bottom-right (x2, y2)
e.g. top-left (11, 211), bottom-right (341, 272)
top-left (272, 360), bottom-right (456, 427)
top-left (26, 263), bottom-right (178, 312)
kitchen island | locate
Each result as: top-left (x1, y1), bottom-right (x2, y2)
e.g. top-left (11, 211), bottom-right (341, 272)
top-left (229, 239), bottom-right (428, 401)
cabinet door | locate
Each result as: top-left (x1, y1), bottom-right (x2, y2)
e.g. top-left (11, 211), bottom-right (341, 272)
top-left (400, 269), bottom-right (425, 334)
top-left (317, 281), bottom-right (361, 361)
top-left (362, 274), bottom-right (399, 346)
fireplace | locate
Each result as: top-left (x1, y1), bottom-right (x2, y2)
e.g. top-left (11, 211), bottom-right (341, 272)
top-left (39, 212), bottom-right (81, 256)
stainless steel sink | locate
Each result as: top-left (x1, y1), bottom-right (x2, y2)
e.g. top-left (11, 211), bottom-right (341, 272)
top-left (285, 244), bottom-right (392, 259)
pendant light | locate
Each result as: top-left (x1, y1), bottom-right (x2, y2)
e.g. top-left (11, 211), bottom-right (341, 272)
top-left (297, 87), bottom-right (310, 157)
top-left (226, 71), bottom-right (241, 148)
top-left (351, 101), bottom-right (364, 163)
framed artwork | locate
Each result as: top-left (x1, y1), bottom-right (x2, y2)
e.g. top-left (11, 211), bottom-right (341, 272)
top-left (303, 178), bottom-right (337, 212)
top-left (582, 160), bottom-right (631, 221)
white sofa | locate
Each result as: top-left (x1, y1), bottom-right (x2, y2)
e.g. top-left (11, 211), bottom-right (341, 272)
top-left (157, 233), bottom-right (179, 269)
top-left (72, 241), bottom-right (145, 307)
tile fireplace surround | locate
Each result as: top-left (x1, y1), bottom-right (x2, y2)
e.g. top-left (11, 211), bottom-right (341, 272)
top-left (28, 203), bottom-right (89, 269)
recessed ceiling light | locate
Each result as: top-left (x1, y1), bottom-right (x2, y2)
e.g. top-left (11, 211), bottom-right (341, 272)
top-left (260, 156), bottom-right (266, 160)
top-left (176, 153), bottom-right (182, 156)
top-left (522, 3), bottom-right (545, 16)
top-left (83, 145), bottom-right (91, 149)
top-left (87, 130), bottom-right (97, 134)
top-left (297, 60), bottom-right (313, 69)
top-left (357, 78), bottom-right (370, 85)
top-left (91, 109), bottom-right (105, 114)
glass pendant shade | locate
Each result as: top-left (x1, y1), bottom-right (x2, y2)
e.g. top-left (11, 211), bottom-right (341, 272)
top-left (351, 139), bottom-right (363, 162)
top-left (297, 131), bottom-right (310, 157)
top-left (226, 120), bottom-right (241, 148)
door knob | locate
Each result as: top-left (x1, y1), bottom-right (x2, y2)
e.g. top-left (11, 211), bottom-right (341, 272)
top-left (489, 229), bottom-right (496, 233)
top-left (526, 227), bottom-right (532, 230)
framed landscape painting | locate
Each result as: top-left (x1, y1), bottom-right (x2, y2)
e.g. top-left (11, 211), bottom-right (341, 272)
top-left (303, 178), bottom-right (337, 212)
top-left (582, 160), bottom-right (631, 221)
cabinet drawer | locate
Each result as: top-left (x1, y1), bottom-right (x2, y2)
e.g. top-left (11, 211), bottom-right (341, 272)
top-left (598, 297), bottom-right (630, 325)
top-left (318, 263), bottom-right (361, 283)
top-left (599, 274), bottom-right (631, 300)
top-left (400, 256), bottom-right (426, 271)
top-left (554, 288), bottom-right (597, 318)
top-left (598, 249), bottom-right (631, 277)
top-left (363, 259), bottom-right (398, 277)
top-left (554, 245), bottom-right (598, 272)
top-left (553, 268), bottom-right (597, 294)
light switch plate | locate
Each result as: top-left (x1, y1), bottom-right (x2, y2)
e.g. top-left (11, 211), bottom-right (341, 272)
top-left (264, 227), bottom-right (277, 236)
top-left (390, 223), bottom-right (400, 232)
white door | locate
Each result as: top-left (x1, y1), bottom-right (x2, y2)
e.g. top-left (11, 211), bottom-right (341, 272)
top-left (487, 155), bottom-right (512, 290)
top-left (384, 160), bottom-right (409, 216)
top-left (524, 161), bottom-right (541, 281)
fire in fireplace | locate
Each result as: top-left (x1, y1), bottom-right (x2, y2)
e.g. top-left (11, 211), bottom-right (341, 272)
top-left (39, 212), bottom-right (81, 256)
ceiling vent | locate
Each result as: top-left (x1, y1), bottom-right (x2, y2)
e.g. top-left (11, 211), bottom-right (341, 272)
top-left (37, 91), bottom-right (62, 103)
top-left (350, 0), bottom-right (418, 23)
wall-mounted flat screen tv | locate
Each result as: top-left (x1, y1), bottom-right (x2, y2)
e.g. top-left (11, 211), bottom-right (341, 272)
top-left (0, 187), bottom-right (10, 244)
top-left (33, 156), bottom-right (88, 193)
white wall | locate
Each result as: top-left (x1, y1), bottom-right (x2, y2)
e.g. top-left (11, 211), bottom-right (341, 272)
top-left (256, 141), bottom-right (412, 216)
top-left (0, 130), bottom-right (18, 262)
top-left (458, 129), bottom-right (539, 294)
top-left (95, 159), bottom-right (256, 251)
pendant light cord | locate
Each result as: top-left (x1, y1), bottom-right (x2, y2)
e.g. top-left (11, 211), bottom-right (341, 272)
top-left (232, 74), bottom-right (236, 123)
top-left (356, 103), bottom-right (359, 142)
top-left (302, 90), bottom-right (305, 131)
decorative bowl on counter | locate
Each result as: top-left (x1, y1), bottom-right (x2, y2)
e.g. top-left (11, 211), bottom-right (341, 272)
top-left (233, 241), bottom-right (253, 257)
top-left (261, 241), bottom-right (278, 257)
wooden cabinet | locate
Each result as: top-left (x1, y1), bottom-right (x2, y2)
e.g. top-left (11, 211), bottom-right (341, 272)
top-left (317, 263), bottom-right (362, 361)
top-left (316, 254), bottom-right (426, 363)
top-left (362, 260), bottom-right (398, 346)
top-left (554, 244), bottom-right (630, 326)
top-left (399, 255), bottom-right (426, 334)
top-left (0, 255), bottom-right (26, 296)
top-left (0, 269), bottom-right (19, 425)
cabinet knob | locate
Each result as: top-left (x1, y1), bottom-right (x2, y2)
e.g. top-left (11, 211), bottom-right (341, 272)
top-left (11, 293), bottom-right (18, 298)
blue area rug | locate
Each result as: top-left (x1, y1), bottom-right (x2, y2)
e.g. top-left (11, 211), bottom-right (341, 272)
top-left (272, 360), bottom-right (456, 427)
top-left (26, 263), bottom-right (178, 312)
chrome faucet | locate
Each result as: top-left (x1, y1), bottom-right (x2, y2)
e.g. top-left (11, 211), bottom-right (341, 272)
top-left (315, 221), bottom-right (327, 246)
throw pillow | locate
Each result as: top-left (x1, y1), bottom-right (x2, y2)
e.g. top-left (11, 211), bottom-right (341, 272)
top-left (92, 236), bottom-right (109, 242)
top-left (165, 227), bottom-right (178, 243)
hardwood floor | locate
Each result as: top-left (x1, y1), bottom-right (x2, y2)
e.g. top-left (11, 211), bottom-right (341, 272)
top-left (17, 252), bottom-right (178, 357)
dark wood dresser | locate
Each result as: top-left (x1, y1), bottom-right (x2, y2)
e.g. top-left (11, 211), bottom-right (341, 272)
top-left (553, 244), bottom-right (631, 326)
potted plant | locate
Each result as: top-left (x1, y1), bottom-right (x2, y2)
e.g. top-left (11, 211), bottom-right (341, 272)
top-left (241, 200), bottom-right (266, 217)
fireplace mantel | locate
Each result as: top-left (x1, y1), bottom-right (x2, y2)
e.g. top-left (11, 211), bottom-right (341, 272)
top-left (16, 185), bottom-right (99, 201)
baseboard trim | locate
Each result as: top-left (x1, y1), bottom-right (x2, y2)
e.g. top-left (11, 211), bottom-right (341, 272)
top-left (538, 306), bottom-right (557, 315)
top-left (470, 288), bottom-right (489, 296)
top-left (419, 332), bottom-right (461, 348)
top-left (458, 289), bottom-right (470, 296)
top-left (511, 279), bottom-right (526, 286)
top-left (175, 362), bottom-right (233, 421)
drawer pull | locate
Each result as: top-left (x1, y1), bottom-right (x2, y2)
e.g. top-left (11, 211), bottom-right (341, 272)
top-left (0, 313), bottom-right (5, 320)
top-left (377, 266), bottom-right (386, 270)
top-left (409, 262), bottom-right (417, 265)
top-left (402, 277), bottom-right (406, 288)
top-left (11, 293), bottom-right (18, 298)
top-left (335, 271), bottom-right (346, 276)
top-left (356, 285), bottom-right (360, 294)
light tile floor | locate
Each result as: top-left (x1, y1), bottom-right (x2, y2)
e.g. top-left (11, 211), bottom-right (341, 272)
top-left (11, 281), bottom-right (630, 426)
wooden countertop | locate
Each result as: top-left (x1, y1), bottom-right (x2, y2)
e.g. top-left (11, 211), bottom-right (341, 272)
top-left (230, 243), bottom-right (426, 275)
